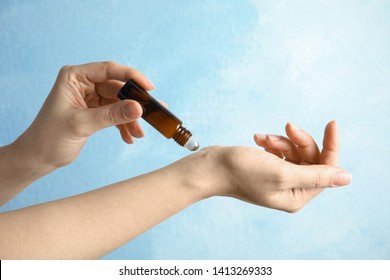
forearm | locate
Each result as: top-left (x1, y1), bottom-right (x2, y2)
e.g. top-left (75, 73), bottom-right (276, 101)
top-left (0, 140), bottom-right (54, 206)
top-left (0, 159), bottom-right (207, 259)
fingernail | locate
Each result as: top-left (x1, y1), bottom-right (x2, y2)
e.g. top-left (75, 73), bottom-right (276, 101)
top-left (254, 134), bottom-right (265, 140)
top-left (124, 104), bottom-right (139, 119)
top-left (266, 134), bottom-right (281, 142)
top-left (146, 78), bottom-right (154, 89)
top-left (332, 171), bottom-right (352, 187)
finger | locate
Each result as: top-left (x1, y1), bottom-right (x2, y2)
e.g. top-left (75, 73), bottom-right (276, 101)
top-left (286, 164), bottom-right (352, 189)
top-left (320, 120), bottom-right (339, 166)
top-left (97, 80), bottom-right (166, 109)
top-left (285, 123), bottom-right (320, 164)
top-left (71, 61), bottom-right (154, 91)
top-left (117, 124), bottom-right (134, 144)
top-left (158, 99), bottom-right (168, 108)
top-left (124, 121), bottom-right (144, 138)
top-left (265, 134), bottom-right (301, 163)
top-left (254, 134), bottom-right (284, 158)
top-left (95, 80), bottom-right (125, 99)
top-left (74, 100), bottom-right (143, 136)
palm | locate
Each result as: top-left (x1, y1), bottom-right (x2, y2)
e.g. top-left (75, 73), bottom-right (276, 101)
top-left (253, 121), bottom-right (340, 211)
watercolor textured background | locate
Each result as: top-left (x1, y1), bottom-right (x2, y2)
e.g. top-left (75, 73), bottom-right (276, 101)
top-left (0, 0), bottom-right (389, 259)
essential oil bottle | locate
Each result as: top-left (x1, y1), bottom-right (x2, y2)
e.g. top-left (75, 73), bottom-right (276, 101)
top-left (118, 80), bottom-right (199, 151)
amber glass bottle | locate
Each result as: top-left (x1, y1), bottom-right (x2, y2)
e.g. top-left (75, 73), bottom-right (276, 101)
top-left (118, 80), bottom-right (199, 151)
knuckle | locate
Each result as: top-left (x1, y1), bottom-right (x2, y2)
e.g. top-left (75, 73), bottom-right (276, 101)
top-left (314, 172), bottom-right (325, 188)
top-left (59, 64), bottom-right (72, 74)
top-left (58, 65), bottom-right (73, 79)
top-left (103, 60), bottom-right (117, 71)
top-left (102, 106), bottom-right (122, 126)
top-left (104, 60), bottom-right (117, 66)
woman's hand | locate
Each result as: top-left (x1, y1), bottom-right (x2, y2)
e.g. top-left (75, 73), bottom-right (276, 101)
top-left (14, 61), bottom-right (154, 169)
top-left (186, 121), bottom-right (352, 213)
top-left (0, 62), bottom-right (153, 206)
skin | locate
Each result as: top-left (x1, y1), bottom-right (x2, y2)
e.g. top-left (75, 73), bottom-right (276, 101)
top-left (0, 62), bottom-right (352, 259)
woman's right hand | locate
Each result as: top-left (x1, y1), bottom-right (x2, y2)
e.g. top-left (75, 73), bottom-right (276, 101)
top-left (0, 62), bottom-right (153, 206)
top-left (13, 62), bottom-right (154, 171)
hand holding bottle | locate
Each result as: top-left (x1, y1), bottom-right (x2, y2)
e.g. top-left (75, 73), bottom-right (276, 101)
top-left (0, 62), bottom-right (154, 205)
top-left (14, 61), bottom-right (154, 170)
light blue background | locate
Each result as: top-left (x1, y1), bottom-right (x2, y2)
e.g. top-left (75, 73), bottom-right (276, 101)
top-left (1, 0), bottom-right (389, 259)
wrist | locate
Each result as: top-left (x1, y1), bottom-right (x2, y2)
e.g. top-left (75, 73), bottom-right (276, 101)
top-left (13, 127), bottom-right (59, 172)
top-left (169, 146), bottom-right (228, 203)
top-left (2, 138), bottom-right (54, 185)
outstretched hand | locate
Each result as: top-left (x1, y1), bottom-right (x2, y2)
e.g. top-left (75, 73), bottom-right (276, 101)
top-left (189, 121), bottom-right (352, 213)
top-left (250, 120), bottom-right (350, 211)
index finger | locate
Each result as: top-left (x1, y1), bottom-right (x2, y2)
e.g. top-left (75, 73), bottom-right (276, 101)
top-left (73, 61), bottom-right (154, 91)
top-left (285, 123), bottom-right (320, 164)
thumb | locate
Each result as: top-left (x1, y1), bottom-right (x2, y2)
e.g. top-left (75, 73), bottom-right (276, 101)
top-left (289, 164), bottom-right (352, 189)
top-left (77, 100), bottom-right (143, 135)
